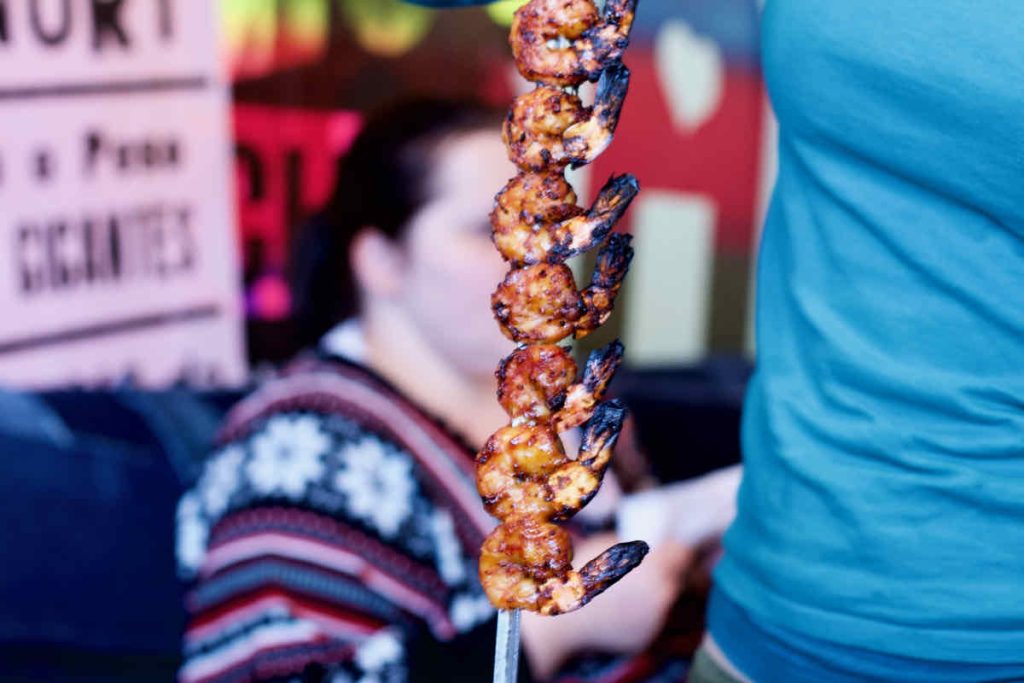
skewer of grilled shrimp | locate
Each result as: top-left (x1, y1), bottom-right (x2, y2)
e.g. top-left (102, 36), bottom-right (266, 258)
top-left (478, 0), bottom-right (644, 618)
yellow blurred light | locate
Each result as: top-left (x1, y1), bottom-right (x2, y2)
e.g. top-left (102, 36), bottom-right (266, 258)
top-left (285, 0), bottom-right (330, 45)
top-left (486, 0), bottom-right (528, 27)
top-left (338, 0), bottom-right (434, 58)
top-left (220, 0), bottom-right (277, 78)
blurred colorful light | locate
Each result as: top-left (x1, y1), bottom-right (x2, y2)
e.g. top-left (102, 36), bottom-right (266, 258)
top-left (338, 0), bottom-right (434, 57)
top-left (486, 0), bottom-right (528, 27)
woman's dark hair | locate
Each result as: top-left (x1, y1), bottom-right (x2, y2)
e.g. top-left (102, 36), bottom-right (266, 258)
top-left (291, 98), bottom-right (501, 349)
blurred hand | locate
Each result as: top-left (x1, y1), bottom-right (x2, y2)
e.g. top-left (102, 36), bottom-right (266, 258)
top-left (521, 532), bottom-right (692, 679)
top-left (564, 532), bottom-right (693, 653)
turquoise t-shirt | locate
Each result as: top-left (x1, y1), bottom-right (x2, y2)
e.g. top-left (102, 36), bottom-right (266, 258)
top-left (713, 0), bottom-right (1024, 674)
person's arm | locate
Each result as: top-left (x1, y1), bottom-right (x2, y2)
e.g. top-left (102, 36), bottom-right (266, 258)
top-left (616, 465), bottom-right (743, 549)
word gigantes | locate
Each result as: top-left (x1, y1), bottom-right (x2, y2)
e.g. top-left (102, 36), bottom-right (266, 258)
top-left (16, 201), bottom-right (196, 295)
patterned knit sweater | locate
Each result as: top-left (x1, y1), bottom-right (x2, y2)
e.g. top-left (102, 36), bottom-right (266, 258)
top-left (176, 356), bottom-right (497, 682)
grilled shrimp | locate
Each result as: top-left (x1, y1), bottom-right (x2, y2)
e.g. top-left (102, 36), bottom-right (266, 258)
top-left (476, 400), bottom-right (627, 521)
top-left (479, 515), bottom-right (648, 614)
top-left (504, 86), bottom-right (586, 171)
top-left (496, 340), bottom-right (624, 430)
top-left (510, 0), bottom-right (638, 87)
top-left (492, 172), bottom-right (638, 266)
top-left (491, 232), bottom-right (634, 344)
top-left (492, 171), bottom-right (583, 264)
top-left (480, 0), bottom-right (645, 619)
top-left (504, 63), bottom-right (631, 172)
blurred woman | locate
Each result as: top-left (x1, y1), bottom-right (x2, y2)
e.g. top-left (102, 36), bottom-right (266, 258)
top-left (176, 100), bottom-right (688, 683)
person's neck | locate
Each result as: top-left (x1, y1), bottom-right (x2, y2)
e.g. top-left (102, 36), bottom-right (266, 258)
top-left (361, 303), bottom-right (504, 450)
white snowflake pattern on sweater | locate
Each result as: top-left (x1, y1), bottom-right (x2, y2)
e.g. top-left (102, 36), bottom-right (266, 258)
top-left (246, 414), bottom-right (329, 500)
top-left (333, 436), bottom-right (416, 538)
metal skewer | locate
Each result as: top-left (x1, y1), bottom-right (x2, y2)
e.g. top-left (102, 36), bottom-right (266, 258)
top-left (493, 609), bottom-right (521, 683)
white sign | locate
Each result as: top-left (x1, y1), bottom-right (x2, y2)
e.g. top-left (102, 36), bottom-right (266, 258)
top-left (0, 0), bottom-right (245, 388)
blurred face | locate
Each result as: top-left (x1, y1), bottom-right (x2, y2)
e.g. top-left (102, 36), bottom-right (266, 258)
top-left (396, 128), bottom-right (517, 377)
